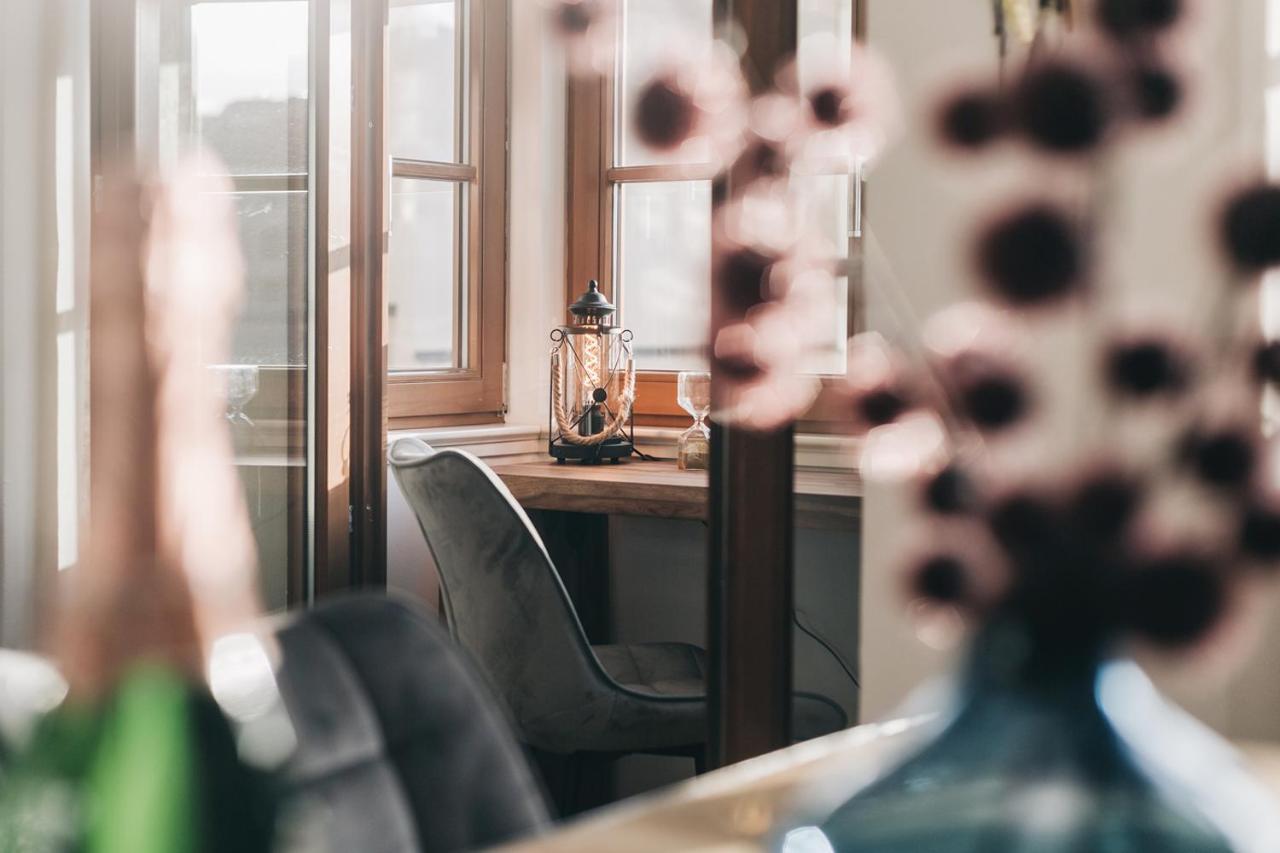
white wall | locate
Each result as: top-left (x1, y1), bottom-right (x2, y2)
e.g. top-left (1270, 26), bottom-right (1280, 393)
top-left (505, 0), bottom-right (569, 428)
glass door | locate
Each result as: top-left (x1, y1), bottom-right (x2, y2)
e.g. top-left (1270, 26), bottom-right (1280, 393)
top-left (139, 0), bottom-right (315, 609)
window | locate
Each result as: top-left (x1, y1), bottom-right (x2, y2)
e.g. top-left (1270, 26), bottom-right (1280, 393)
top-left (567, 0), bottom-right (862, 426)
top-left (385, 0), bottom-right (508, 424)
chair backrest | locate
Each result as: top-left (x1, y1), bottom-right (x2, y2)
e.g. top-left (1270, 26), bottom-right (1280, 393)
top-left (388, 439), bottom-right (618, 751)
top-left (274, 595), bottom-right (549, 853)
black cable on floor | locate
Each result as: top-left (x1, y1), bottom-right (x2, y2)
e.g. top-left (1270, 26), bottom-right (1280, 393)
top-left (793, 608), bottom-right (860, 690)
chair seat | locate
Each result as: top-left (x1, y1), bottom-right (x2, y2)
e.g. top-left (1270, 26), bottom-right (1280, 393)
top-left (592, 641), bottom-right (847, 746)
top-left (592, 642), bottom-right (705, 697)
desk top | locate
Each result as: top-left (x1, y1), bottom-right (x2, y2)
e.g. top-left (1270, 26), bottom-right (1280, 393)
top-left (490, 458), bottom-right (861, 530)
top-left (495, 716), bottom-right (1280, 853)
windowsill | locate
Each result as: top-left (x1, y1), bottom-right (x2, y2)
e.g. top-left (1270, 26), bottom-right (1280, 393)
top-left (391, 422), bottom-right (860, 471)
top-left (388, 423), bottom-right (545, 463)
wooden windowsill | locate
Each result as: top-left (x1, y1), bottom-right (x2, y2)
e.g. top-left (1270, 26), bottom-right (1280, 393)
top-left (391, 422), bottom-right (862, 475)
top-left (490, 457), bottom-right (860, 531)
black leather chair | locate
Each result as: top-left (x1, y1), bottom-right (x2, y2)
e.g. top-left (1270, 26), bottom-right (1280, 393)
top-left (273, 596), bottom-right (550, 852)
top-left (388, 440), bottom-right (847, 780)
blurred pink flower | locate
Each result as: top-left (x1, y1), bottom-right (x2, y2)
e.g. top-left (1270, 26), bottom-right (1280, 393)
top-left (631, 41), bottom-right (749, 173)
top-left (779, 38), bottom-right (902, 172)
top-left (841, 332), bottom-right (921, 432)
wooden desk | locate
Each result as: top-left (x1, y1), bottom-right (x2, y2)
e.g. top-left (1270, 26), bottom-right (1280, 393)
top-left (487, 456), bottom-right (860, 663)
top-left (491, 458), bottom-right (861, 530)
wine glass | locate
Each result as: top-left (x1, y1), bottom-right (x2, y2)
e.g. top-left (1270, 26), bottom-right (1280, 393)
top-left (676, 371), bottom-right (710, 470)
top-left (209, 364), bottom-right (259, 427)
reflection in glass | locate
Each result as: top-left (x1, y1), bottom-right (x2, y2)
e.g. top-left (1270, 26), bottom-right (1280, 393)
top-left (388, 0), bottom-right (461, 164)
top-left (388, 178), bottom-right (465, 372)
top-left (189, 1), bottom-right (309, 175)
top-left (153, 0), bottom-right (312, 610)
top-left (231, 191), bottom-right (308, 366)
top-left (210, 364), bottom-right (261, 426)
top-left (792, 173), bottom-right (850, 375)
top-left (616, 0), bottom-right (713, 167)
top-left (616, 180), bottom-right (711, 371)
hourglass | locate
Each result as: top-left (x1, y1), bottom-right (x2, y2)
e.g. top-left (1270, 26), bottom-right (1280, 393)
top-left (676, 371), bottom-right (710, 470)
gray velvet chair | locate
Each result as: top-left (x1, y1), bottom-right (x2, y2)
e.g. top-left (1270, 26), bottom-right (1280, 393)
top-left (388, 439), bottom-right (847, 770)
top-left (274, 595), bottom-right (550, 852)
top-left (0, 597), bottom-right (548, 853)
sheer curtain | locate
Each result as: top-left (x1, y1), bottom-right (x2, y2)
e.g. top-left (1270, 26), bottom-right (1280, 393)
top-left (0, 0), bottom-right (90, 648)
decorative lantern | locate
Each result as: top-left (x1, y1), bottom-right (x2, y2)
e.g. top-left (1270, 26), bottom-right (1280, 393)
top-left (549, 281), bottom-right (636, 463)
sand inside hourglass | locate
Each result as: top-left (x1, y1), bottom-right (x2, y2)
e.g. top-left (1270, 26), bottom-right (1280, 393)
top-left (676, 371), bottom-right (710, 470)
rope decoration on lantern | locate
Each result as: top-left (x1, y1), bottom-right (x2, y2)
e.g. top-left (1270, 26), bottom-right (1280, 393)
top-left (550, 344), bottom-right (636, 446)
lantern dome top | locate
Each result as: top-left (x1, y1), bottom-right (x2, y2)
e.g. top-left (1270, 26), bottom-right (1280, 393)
top-left (569, 280), bottom-right (615, 321)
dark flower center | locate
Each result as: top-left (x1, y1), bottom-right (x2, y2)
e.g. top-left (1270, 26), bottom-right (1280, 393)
top-left (715, 246), bottom-right (778, 317)
top-left (634, 76), bottom-right (697, 152)
top-left (1241, 506), bottom-right (1280, 564)
top-left (1014, 63), bottom-right (1110, 154)
top-left (1183, 428), bottom-right (1256, 491)
top-left (1119, 554), bottom-right (1224, 649)
top-left (976, 204), bottom-right (1084, 306)
top-left (959, 370), bottom-right (1029, 432)
top-left (556, 1), bottom-right (595, 35)
top-left (744, 139), bottom-right (787, 180)
top-left (857, 387), bottom-right (910, 427)
top-left (912, 555), bottom-right (969, 604)
top-left (922, 464), bottom-right (977, 515)
top-left (988, 492), bottom-right (1058, 558)
top-left (1221, 184), bottom-right (1280, 272)
top-left (1068, 472), bottom-right (1142, 545)
top-left (1106, 339), bottom-right (1188, 398)
top-left (1133, 65), bottom-right (1182, 121)
top-left (1097, 0), bottom-right (1183, 39)
top-left (1254, 340), bottom-right (1280, 385)
top-left (937, 88), bottom-right (1005, 150)
top-left (809, 86), bottom-right (851, 128)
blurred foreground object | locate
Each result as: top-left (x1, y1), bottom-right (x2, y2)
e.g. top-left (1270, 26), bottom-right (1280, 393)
top-left (785, 2), bottom-right (1273, 850)
top-left (0, 160), bottom-right (284, 852)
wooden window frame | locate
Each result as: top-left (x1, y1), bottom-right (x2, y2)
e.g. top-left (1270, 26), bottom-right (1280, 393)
top-left (385, 0), bottom-right (509, 428)
top-left (566, 0), bottom-right (866, 431)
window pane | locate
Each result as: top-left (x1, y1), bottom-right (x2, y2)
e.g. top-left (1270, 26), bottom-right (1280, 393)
top-left (156, 0), bottom-right (312, 610)
top-left (793, 173), bottom-right (849, 375)
top-left (190, 1), bottom-right (309, 175)
top-left (388, 178), bottom-right (465, 372)
top-left (616, 181), bottom-right (711, 371)
top-left (389, 0), bottom-right (462, 164)
top-left (798, 0), bottom-right (855, 90)
top-left (615, 0), bottom-right (712, 167)
top-left (231, 191), bottom-right (308, 366)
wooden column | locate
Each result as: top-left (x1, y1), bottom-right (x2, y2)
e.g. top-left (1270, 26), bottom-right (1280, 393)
top-left (348, 0), bottom-right (388, 590)
top-left (707, 0), bottom-right (799, 768)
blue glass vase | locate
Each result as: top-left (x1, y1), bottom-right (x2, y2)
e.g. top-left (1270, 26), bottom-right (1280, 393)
top-left (778, 622), bottom-right (1280, 853)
